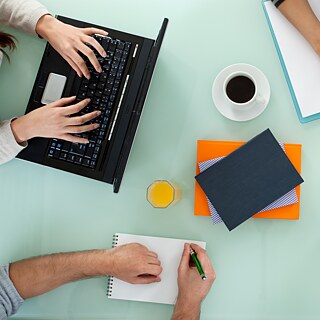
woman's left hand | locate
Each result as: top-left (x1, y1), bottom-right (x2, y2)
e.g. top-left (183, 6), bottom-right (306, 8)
top-left (35, 15), bottom-right (108, 79)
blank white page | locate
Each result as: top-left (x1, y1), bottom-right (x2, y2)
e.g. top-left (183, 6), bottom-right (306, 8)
top-left (264, 0), bottom-right (320, 117)
top-left (108, 233), bottom-right (206, 305)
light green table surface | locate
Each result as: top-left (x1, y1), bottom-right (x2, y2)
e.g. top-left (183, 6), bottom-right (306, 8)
top-left (1, 0), bottom-right (320, 319)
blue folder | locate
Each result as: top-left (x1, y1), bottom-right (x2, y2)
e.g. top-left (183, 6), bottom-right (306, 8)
top-left (262, 0), bottom-right (320, 123)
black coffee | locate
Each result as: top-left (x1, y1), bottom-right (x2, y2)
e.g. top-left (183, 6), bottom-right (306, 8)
top-left (226, 75), bottom-right (256, 104)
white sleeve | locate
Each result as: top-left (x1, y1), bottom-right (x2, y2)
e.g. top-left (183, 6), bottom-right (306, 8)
top-left (0, 119), bottom-right (27, 165)
top-left (0, 0), bottom-right (50, 36)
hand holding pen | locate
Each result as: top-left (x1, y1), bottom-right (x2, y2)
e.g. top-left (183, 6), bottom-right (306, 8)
top-left (172, 243), bottom-right (216, 320)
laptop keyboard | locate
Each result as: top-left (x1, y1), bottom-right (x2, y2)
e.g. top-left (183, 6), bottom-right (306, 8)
top-left (47, 35), bottom-right (132, 169)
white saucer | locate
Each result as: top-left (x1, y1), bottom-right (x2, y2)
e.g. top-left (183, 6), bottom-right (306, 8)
top-left (212, 63), bottom-right (270, 122)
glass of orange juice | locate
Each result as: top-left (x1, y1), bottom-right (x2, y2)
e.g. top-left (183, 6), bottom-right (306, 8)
top-left (147, 180), bottom-right (180, 208)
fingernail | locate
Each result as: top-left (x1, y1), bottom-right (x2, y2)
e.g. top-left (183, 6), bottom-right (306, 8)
top-left (102, 51), bottom-right (107, 58)
top-left (97, 111), bottom-right (102, 115)
top-left (84, 139), bottom-right (89, 144)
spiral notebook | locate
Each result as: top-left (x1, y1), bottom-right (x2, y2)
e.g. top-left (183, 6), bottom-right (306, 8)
top-left (107, 233), bottom-right (206, 305)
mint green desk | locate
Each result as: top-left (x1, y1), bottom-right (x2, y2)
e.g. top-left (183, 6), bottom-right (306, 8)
top-left (1, 0), bottom-right (320, 319)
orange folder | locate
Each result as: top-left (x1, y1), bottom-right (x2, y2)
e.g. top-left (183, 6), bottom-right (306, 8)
top-left (194, 140), bottom-right (302, 220)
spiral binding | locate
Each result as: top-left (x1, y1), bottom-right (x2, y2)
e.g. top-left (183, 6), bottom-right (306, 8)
top-left (107, 234), bottom-right (119, 297)
top-left (112, 234), bottom-right (119, 248)
top-left (107, 277), bottom-right (114, 297)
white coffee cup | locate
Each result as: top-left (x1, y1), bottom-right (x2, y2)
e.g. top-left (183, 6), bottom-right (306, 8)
top-left (223, 71), bottom-right (265, 110)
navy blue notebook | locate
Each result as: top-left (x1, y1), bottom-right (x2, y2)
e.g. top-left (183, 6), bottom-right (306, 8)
top-left (195, 129), bottom-right (304, 231)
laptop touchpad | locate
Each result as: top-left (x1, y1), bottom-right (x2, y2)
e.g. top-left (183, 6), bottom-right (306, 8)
top-left (41, 73), bottom-right (67, 105)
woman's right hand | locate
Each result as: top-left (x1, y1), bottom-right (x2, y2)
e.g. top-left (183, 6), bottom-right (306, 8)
top-left (11, 96), bottom-right (100, 144)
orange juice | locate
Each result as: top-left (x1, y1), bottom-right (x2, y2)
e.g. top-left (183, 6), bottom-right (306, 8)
top-left (147, 180), bottom-right (177, 208)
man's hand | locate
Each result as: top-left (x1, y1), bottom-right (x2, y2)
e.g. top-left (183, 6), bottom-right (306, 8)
top-left (172, 243), bottom-right (215, 320)
top-left (36, 15), bottom-right (108, 79)
top-left (11, 96), bottom-right (100, 144)
top-left (107, 243), bottom-right (163, 284)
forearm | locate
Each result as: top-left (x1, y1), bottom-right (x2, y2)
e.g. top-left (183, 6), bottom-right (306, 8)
top-left (172, 297), bottom-right (201, 320)
top-left (277, 0), bottom-right (320, 55)
top-left (9, 250), bottom-right (112, 299)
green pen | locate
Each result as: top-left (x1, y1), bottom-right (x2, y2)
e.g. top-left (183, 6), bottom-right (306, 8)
top-left (190, 247), bottom-right (206, 281)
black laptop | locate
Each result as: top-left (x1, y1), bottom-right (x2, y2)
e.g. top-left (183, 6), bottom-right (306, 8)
top-left (18, 16), bottom-right (168, 193)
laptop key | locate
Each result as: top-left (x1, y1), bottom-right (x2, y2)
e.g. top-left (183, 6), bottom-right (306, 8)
top-left (94, 34), bottom-right (103, 43)
top-left (114, 80), bottom-right (120, 89)
top-left (89, 82), bottom-right (97, 90)
top-left (98, 131), bottom-right (105, 138)
top-left (110, 66), bottom-right (118, 74)
top-left (53, 149), bottom-right (60, 159)
top-left (92, 73), bottom-right (99, 82)
top-left (80, 83), bottom-right (88, 91)
top-left (67, 154), bottom-right (75, 162)
top-left (95, 90), bottom-right (103, 98)
top-left (104, 87), bottom-right (112, 95)
top-left (74, 156), bottom-right (83, 164)
top-left (125, 42), bottom-right (131, 51)
top-left (103, 116), bottom-right (109, 123)
top-left (100, 73), bottom-right (108, 81)
top-left (103, 64), bottom-right (110, 72)
top-left (87, 90), bottom-right (95, 98)
top-left (85, 145), bottom-right (95, 158)
top-left (97, 82), bottom-right (105, 90)
top-left (70, 143), bottom-right (86, 156)
top-left (109, 40), bottom-right (117, 51)
top-left (78, 91), bottom-right (86, 99)
top-left (117, 41), bottom-right (125, 50)
top-left (116, 71), bottom-right (123, 80)
top-left (102, 37), bottom-right (110, 51)
top-left (101, 96), bottom-right (108, 103)
top-left (82, 158), bottom-right (90, 166)
top-left (59, 152), bottom-right (67, 160)
top-left (93, 97), bottom-right (100, 105)
top-left (62, 142), bottom-right (71, 152)
top-left (115, 49), bottom-right (123, 58)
